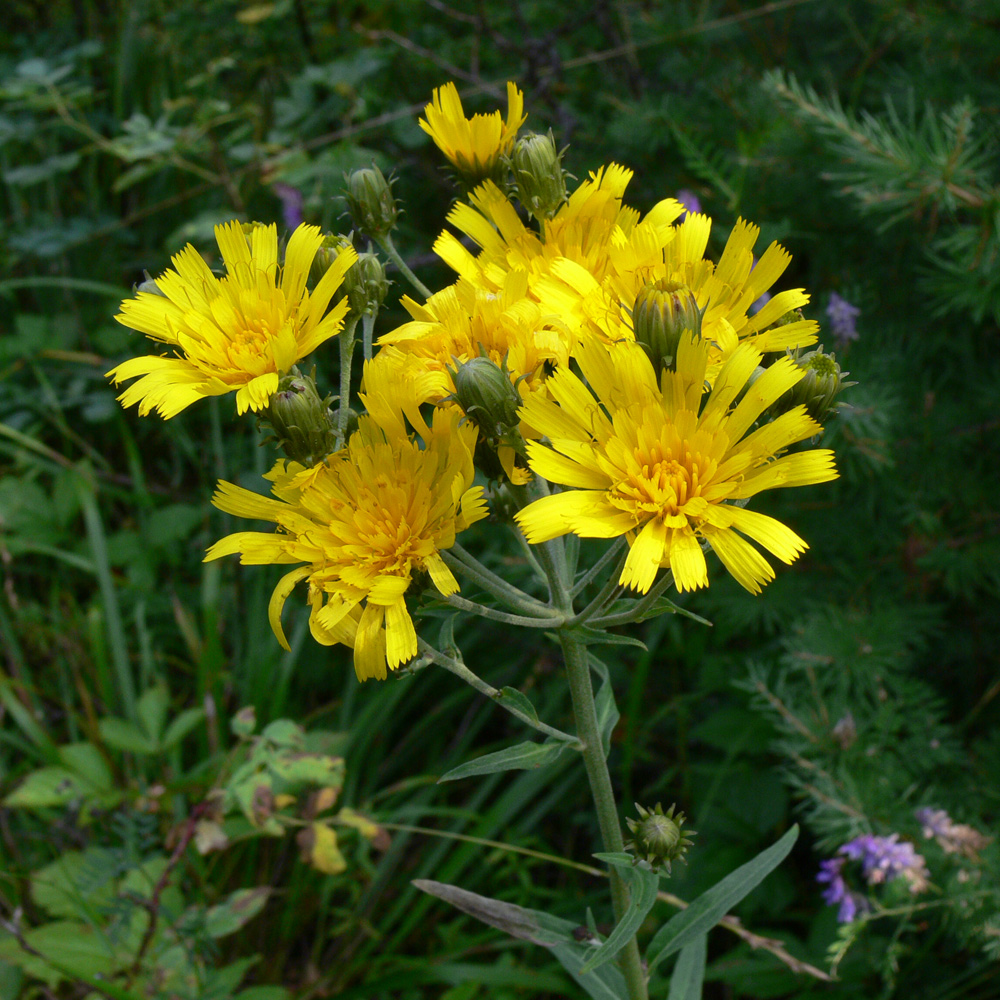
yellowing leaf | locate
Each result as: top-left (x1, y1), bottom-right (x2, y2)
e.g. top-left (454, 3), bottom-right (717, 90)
top-left (298, 822), bottom-right (347, 874)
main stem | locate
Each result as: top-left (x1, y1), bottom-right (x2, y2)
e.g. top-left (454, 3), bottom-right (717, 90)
top-left (559, 628), bottom-right (648, 1000)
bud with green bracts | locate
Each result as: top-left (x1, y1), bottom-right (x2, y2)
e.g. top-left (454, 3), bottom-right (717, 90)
top-left (625, 802), bottom-right (696, 874)
top-left (776, 345), bottom-right (856, 425)
top-left (511, 131), bottom-right (568, 220)
top-left (342, 165), bottom-right (399, 241)
top-left (135, 269), bottom-right (166, 297)
top-left (340, 251), bottom-right (389, 318)
top-left (632, 279), bottom-right (705, 377)
top-left (448, 355), bottom-right (523, 437)
top-left (310, 234), bottom-right (355, 287)
top-left (263, 370), bottom-right (338, 468)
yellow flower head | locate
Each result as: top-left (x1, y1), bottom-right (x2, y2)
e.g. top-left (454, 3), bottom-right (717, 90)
top-left (205, 407), bottom-right (488, 682)
top-left (435, 167), bottom-right (682, 294)
top-left (380, 271), bottom-right (572, 402)
top-left (107, 222), bottom-right (357, 418)
top-left (534, 214), bottom-right (819, 384)
top-left (420, 81), bottom-right (526, 187)
top-left (515, 335), bottom-right (838, 595)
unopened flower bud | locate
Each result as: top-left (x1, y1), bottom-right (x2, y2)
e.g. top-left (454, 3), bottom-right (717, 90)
top-left (310, 234), bottom-right (354, 287)
top-left (511, 131), bottom-right (568, 220)
top-left (241, 221), bottom-right (269, 237)
top-left (343, 166), bottom-right (399, 241)
top-left (265, 372), bottom-right (337, 467)
top-left (135, 269), bottom-right (166, 297)
top-left (341, 251), bottom-right (389, 318)
top-left (449, 356), bottom-right (523, 435)
top-left (632, 279), bottom-right (704, 376)
top-left (626, 802), bottom-right (696, 874)
top-left (778, 346), bottom-right (855, 424)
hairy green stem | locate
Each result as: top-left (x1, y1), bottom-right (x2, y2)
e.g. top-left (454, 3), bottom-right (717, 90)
top-left (417, 638), bottom-right (580, 746)
top-left (571, 537), bottom-right (627, 597)
top-left (569, 549), bottom-right (628, 627)
top-left (588, 569), bottom-right (676, 629)
top-left (443, 546), bottom-right (553, 616)
top-left (380, 234), bottom-right (433, 299)
top-left (558, 627), bottom-right (648, 1000)
top-left (337, 314), bottom-right (361, 447)
top-left (361, 312), bottom-right (376, 362)
top-left (433, 591), bottom-right (565, 628)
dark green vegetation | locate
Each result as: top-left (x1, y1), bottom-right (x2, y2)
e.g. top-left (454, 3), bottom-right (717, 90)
top-left (2, 1), bottom-right (999, 996)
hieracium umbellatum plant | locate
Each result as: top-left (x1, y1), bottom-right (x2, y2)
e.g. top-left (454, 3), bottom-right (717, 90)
top-left (105, 82), bottom-right (851, 999)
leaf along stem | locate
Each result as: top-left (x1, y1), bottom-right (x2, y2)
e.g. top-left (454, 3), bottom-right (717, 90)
top-left (417, 638), bottom-right (580, 746)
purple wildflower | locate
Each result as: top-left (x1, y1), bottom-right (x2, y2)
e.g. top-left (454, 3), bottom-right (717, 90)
top-left (841, 833), bottom-right (927, 887)
top-left (273, 183), bottom-right (305, 231)
top-left (818, 832), bottom-right (930, 923)
top-left (817, 857), bottom-right (869, 923)
top-left (676, 189), bottom-right (701, 221)
top-left (826, 292), bottom-right (860, 348)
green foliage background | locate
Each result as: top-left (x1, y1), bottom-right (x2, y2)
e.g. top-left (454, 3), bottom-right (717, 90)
top-left (1, 0), bottom-right (999, 997)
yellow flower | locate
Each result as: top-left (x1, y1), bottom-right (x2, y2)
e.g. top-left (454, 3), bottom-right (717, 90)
top-left (205, 407), bottom-right (488, 681)
top-left (370, 273), bottom-right (572, 483)
top-left (381, 271), bottom-right (572, 402)
top-left (515, 335), bottom-right (838, 595)
top-left (420, 81), bottom-right (526, 186)
top-left (435, 167), bottom-right (682, 293)
top-left (534, 213), bottom-right (819, 383)
top-left (107, 222), bottom-right (357, 418)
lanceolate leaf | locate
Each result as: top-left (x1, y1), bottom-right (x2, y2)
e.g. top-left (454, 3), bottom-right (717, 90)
top-left (497, 686), bottom-right (540, 726)
top-left (413, 880), bottom-right (628, 1000)
top-left (437, 740), bottom-right (566, 782)
top-left (646, 825), bottom-right (799, 971)
top-left (581, 853), bottom-right (660, 974)
top-left (666, 934), bottom-right (707, 1000)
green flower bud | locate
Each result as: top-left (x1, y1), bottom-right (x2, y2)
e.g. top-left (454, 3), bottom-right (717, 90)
top-left (626, 802), bottom-right (696, 874)
top-left (135, 269), bottom-right (166, 297)
top-left (341, 251), bottom-right (389, 318)
top-left (511, 131), bottom-right (568, 220)
top-left (241, 221), bottom-right (269, 237)
top-left (777, 346), bottom-right (855, 424)
top-left (264, 371), bottom-right (338, 467)
top-left (632, 279), bottom-right (704, 377)
top-left (310, 234), bottom-right (354, 287)
top-left (448, 355), bottom-right (523, 436)
top-left (342, 165), bottom-right (399, 241)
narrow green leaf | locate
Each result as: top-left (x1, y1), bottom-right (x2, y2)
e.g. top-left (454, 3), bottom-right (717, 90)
top-left (571, 624), bottom-right (648, 650)
top-left (634, 597), bottom-right (713, 627)
top-left (496, 686), bottom-right (540, 726)
top-left (0, 678), bottom-right (58, 758)
top-left (588, 654), bottom-right (620, 758)
top-left (581, 854), bottom-right (660, 973)
top-left (594, 676), bottom-right (620, 759)
top-left (666, 934), bottom-right (706, 1000)
top-left (413, 880), bottom-right (628, 1000)
top-left (647, 825), bottom-right (799, 971)
top-left (438, 613), bottom-right (460, 656)
top-left (438, 741), bottom-right (566, 782)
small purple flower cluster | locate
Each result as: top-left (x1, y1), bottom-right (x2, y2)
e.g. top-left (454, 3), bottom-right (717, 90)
top-left (675, 189), bottom-right (701, 220)
top-left (817, 856), bottom-right (869, 923)
top-left (825, 292), bottom-right (860, 348)
top-left (818, 833), bottom-right (929, 923)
